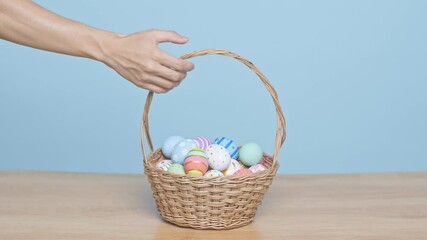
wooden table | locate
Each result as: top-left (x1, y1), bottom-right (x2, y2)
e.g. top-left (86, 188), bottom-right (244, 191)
top-left (0, 171), bottom-right (426, 239)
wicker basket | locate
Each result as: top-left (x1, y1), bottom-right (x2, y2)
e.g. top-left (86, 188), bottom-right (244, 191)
top-left (141, 49), bottom-right (287, 230)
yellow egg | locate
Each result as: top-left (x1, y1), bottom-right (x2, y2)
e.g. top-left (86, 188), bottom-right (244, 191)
top-left (187, 169), bottom-right (203, 176)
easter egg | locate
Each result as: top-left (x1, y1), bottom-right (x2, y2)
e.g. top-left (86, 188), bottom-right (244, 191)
top-left (193, 136), bottom-right (212, 150)
top-left (237, 160), bottom-right (247, 169)
top-left (206, 144), bottom-right (231, 171)
top-left (184, 148), bottom-right (209, 175)
top-left (233, 168), bottom-right (253, 176)
top-left (167, 163), bottom-right (185, 175)
top-left (187, 169), bottom-right (204, 176)
top-left (214, 137), bottom-right (239, 159)
top-left (171, 139), bottom-right (197, 164)
top-left (204, 169), bottom-right (224, 177)
top-left (155, 159), bottom-right (172, 171)
top-left (249, 164), bottom-right (267, 173)
top-left (223, 159), bottom-right (242, 176)
top-left (239, 143), bottom-right (263, 167)
top-left (162, 136), bottom-right (185, 158)
top-left (186, 148), bottom-right (208, 158)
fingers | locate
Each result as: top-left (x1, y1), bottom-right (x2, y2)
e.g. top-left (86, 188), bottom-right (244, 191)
top-left (155, 50), bottom-right (194, 73)
top-left (149, 29), bottom-right (189, 44)
top-left (141, 83), bottom-right (168, 94)
top-left (156, 65), bottom-right (187, 83)
top-left (136, 75), bottom-right (180, 93)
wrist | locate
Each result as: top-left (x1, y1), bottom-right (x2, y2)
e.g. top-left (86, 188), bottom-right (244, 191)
top-left (83, 26), bottom-right (121, 64)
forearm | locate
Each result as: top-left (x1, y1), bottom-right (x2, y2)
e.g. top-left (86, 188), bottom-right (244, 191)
top-left (0, 0), bottom-right (113, 61)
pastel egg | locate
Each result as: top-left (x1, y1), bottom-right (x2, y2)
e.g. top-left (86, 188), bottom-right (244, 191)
top-left (237, 161), bottom-right (247, 169)
top-left (206, 144), bottom-right (231, 171)
top-left (171, 139), bottom-right (197, 164)
top-left (193, 136), bottom-right (212, 150)
top-left (186, 148), bottom-right (208, 158)
top-left (239, 143), bottom-right (263, 167)
top-left (204, 169), bottom-right (224, 177)
top-left (249, 164), bottom-right (267, 173)
top-left (184, 154), bottom-right (209, 175)
top-left (155, 159), bottom-right (172, 171)
top-left (214, 137), bottom-right (239, 159)
top-left (167, 163), bottom-right (185, 175)
top-left (162, 136), bottom-right (185, 158)
top-left (223, 159), bottom-right (242, 176)
top-left (187, 169), bottom-right (204, 176)
top-left (233, 168), bottom-right (253, 176)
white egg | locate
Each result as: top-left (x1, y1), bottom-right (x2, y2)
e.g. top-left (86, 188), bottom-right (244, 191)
top-left (205, 144), bottom-right (231, 171)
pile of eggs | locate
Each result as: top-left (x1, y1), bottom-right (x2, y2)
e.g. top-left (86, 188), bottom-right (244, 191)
top-left (155, 136), bottom-right (268, 177)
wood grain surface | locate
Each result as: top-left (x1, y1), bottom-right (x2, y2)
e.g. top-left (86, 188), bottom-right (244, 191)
top-left (0, 171), bottom-right (426, 239)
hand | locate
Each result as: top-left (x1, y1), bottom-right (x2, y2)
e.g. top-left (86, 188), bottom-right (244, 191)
top-left (101, 29), bottom-right (194, 93)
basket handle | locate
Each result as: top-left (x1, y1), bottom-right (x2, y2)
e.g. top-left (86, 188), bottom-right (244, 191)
top-left (141, 49), bottom-right (287, 166)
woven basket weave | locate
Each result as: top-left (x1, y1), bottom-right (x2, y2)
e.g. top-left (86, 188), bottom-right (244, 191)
top-left (141, 49), bottom-right (287, 230)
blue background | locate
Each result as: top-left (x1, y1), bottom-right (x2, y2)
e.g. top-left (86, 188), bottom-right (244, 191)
top-left (1, 0), bottom-right (426, 174)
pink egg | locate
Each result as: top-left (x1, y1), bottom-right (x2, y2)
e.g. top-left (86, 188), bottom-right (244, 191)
top-left (249, 164), bottom-right (267, 173)
top-left (184, 155), bottom-right (209, 175)
top-left (233, 168), bottom-right (253, 176)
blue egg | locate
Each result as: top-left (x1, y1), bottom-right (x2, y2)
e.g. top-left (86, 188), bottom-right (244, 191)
top-left (162, 136), bottom-right (185, 158)
top-left (214, 137), bottom-right (239, 159)
top-left (171, 139), bottom-right (197, 164)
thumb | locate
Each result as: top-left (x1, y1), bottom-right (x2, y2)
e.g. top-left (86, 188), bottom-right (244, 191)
top-left (150, 30), bottom-right (189, 44)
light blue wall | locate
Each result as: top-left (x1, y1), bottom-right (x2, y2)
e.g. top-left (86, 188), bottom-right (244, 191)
top-left (1, 0), bottom-right (426, 174)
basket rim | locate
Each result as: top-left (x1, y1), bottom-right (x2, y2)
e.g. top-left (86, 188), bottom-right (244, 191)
top-left (144, 148), bottom-right (279, 181)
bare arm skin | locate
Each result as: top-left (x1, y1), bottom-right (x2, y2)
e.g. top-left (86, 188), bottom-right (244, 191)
top-left (0, 0), bottom-right (194, 93)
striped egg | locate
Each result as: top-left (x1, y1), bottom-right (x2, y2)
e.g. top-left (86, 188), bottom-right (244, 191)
top-left (155, 159), bottom-right (172, 171)
top-left (214, 137), bottom-right (239, 159)
top-left (204, 169), bottom-right (224, 177)
top-left (223, 159), bottom-right (242, 176)
top-left (184, 148), bottom-right (209, 175)
top-left (193, 136), bottom-right (212, 150)
top-left (237, 160), bottom-right (247, 169)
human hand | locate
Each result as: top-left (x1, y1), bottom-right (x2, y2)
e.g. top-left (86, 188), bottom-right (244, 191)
top-left (100, 29), bottom-right (194, 93)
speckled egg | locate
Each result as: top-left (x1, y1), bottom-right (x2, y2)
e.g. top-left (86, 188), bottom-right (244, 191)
top-left (249, 164), bottom-right (267, 173)
top-left (223, 159), bottom-right (242, 176)
top-left (204, 169), bottom-right (224, 177)
top-left (155, 159), bottom-right (172, 171)
top-left (239, 143), bottom-right (263, 167)
top-left (233, 168), bottom-right (253, 176)
top-left (193, 136), bottom-right (212, 150)
top-left (171, 139), bottom-right (197, 164)
top-left (167, 163), bottom-right (185, 175)
top-left (184, 148), bottom-right (209, 175)
top-left (214, 137), bottom-right (239, 159)
top-left (206, 144), bottom-right (231, 171)
top-left (162, 136), bottom-right (185, 158)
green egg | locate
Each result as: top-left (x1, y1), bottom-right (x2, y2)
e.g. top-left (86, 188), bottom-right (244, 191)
top-left (239, 143), bottom-right (263, 167)
top-left (167, 163), bottom-right (185, 175)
